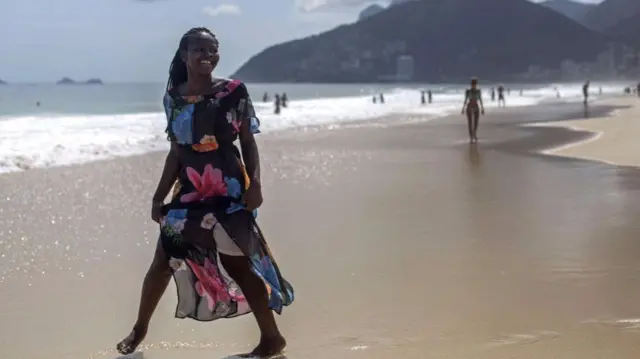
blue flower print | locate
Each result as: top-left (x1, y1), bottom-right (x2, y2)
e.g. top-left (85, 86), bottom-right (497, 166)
top-left (249, 117), bottom-right (261, 134)
top-left (172, 104), bottom-right (194, 144)
top-left (166, 209), bottom-right (188, 226)
top-left (224, 177), bottom-right (242, 198)
top-left (163, 93), bottom-right (172, 121)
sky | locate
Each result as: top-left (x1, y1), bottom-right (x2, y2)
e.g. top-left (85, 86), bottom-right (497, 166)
top-left (0, 0), bottom-right (604, 83)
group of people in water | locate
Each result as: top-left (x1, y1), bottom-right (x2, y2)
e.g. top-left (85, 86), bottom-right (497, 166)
top-left (263, 92), bottom-right (288, 114)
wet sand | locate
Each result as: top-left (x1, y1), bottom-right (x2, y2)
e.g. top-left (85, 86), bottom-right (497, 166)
top-left (2, 100), bottom-right (640, 359)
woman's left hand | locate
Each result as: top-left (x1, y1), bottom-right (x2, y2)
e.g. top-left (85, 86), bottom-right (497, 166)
top-left (243, 181), bottom-right (263, 211)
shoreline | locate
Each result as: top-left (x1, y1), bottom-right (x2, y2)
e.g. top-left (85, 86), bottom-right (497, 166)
top-left (528, 97), bottom-right (640, 167)
top-left (0, 97), bottom-right (626, 178)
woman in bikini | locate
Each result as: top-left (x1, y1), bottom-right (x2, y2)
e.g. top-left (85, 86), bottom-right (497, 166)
top-left (461, 78), bottom-right (485, 143)
top-left (116, 27), bottom-right (294, 357)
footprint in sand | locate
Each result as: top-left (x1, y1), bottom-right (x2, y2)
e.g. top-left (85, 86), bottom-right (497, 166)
top-left (484, 330), bottom-right (559, 348)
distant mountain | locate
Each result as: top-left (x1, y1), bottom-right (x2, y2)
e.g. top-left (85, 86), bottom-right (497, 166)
top-left (358, 4), bottom-right (384, 21)
top-left (389, 0), bottom-right (415, 6)
top-left (56, 77), bottom-right (104, 85)
top-left (232, 0), bottom-right (611, 83)
top-left (605, 11), bottom-right (640, 46)
top-left (540, 0), bottom-right (595, 25)
top-left (56, 77), bottom-right (76, 85)
top-left (85, 78), bottom-right (104, 85)
top-left (358, 0), bottom-right (416, 21)
top-left (583, 0), bottom-right (640, 32)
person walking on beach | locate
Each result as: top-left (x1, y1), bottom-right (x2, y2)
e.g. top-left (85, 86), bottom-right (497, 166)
top-left (583, 80), bottom-right (590, 107)
top-left (461, 77), bottom-right (485, 143)
top-left (116, 27), bottom-right (294, 357)
top-left (497, 85), bottom-right (505, 108)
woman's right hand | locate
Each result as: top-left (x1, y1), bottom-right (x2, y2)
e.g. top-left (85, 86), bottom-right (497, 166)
top-left (151, 200), bottom-right (164, 223)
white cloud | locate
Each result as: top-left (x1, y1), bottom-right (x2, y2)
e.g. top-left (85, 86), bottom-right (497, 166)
top-left (202, 4), bottom-right (241, 16)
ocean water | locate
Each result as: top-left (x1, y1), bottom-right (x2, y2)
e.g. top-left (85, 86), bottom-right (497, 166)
top-left (0, 82), bottom-right (626, 173)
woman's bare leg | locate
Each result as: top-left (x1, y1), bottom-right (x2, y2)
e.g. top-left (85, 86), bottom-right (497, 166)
top-left (220, 254), bottom-right (286, 356)
top-left (117, 239), bottom-right (172, 355)
top-left (466, 110), bottom-right (474, 143)
top-left (472, 110), bottom-right (480, 141)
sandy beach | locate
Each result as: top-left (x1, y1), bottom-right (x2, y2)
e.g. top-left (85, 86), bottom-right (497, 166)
top-left (2, 98), bottom-right (640, 359)
top-left (535, 96), bottom-right (640, 167)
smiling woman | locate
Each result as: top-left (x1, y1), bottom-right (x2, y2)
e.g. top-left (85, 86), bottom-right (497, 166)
top-left (116, 27), bottom-right (294, 358)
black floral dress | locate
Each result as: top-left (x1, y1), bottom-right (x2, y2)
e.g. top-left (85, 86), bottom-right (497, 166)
top-left (160, 79), bottom-right (294, 321)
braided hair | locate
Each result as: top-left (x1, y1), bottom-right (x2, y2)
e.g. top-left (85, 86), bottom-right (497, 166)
top-left (166, 27), bottom-right (217, 91)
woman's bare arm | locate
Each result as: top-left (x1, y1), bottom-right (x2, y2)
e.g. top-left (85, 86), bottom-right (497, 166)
top-left (239, 119), bottom-right (261, 186)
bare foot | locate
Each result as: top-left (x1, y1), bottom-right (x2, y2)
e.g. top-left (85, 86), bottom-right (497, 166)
top-left (116, 326), bottom-right (148, 355)
top-left (241, 335), bottom-right (286, 358)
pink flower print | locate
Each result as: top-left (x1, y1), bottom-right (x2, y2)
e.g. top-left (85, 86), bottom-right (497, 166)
top-left (180, 165), bottom-right (227, 203)
top-left (187, 258), bottom-right (230, 311)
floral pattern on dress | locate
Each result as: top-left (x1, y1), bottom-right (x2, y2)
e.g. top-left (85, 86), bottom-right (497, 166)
top-left (159, 79), bottom-right (294, 322)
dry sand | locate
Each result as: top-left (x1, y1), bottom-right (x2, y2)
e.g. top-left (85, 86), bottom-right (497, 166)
top-left (2, 101), bottom-right (640, 359)
top-left (534, 96), bottom-right (640, 167)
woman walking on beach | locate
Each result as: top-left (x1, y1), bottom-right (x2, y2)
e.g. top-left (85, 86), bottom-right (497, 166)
top-left (116, 27), bottom-right (294, 357)
top-left (461, 77), bottom-right (485, 143)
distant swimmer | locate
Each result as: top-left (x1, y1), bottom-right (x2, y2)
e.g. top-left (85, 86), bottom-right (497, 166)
top-left (428, 90), bottom-right (432, 103)
top-left (461, 77), bottom-right (485, 143)
top-left (497, 84), bottom-right (506, 108)
top-left (582, 80), bottom-right (590, 107)
top-left (274, 93), bottom-right (281, 114)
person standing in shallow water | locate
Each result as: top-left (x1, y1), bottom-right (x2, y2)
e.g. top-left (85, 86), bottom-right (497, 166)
top-left (116, 27), bottom-right (294, 357)
top-left (583, 80), bottom-right (590, 107)
top-left (497, 84), bottom-right (505, 108)
top-left (461, 77), bottom-right (485, 143)
top-left (274, 94), bottom-right (281, 114)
